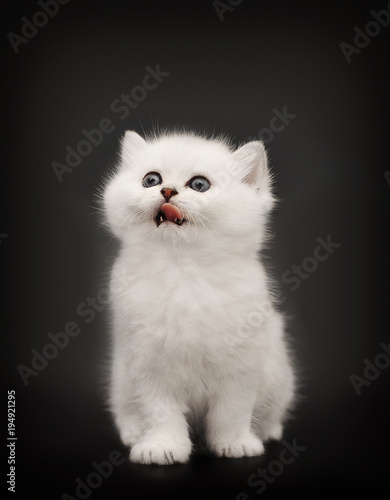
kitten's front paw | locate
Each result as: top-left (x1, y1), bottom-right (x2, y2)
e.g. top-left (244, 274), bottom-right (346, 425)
top-left (130, 440), bottom-right (191, 465)
top-left (211, 435), bottom-right (264, 458)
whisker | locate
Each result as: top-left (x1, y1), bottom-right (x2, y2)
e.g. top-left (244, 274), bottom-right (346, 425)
top-left (189, 211), bottom-right (217, 240)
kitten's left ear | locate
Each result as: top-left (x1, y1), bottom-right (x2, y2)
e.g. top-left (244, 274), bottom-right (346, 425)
top-left (232, 141), bottom-right (269, 189)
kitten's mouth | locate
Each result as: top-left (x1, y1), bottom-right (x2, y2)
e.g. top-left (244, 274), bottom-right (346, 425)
top-left (155, 203), bottom-right (186, 227)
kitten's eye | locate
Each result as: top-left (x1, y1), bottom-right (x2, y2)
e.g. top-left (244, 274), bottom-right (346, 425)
top-left (188, 176), bottom-right (210, 193)
top-left (142, 172), bottom-right (162, 188)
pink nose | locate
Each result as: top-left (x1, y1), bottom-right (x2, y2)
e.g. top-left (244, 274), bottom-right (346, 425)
top-left (160, 187), bottom-right (178, 201)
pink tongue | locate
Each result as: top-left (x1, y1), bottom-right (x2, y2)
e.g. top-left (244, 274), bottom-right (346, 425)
top-left (160, 203), bottom-right (182, 221)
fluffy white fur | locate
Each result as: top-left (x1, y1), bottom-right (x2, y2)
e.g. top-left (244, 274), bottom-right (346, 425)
top-left (102, 130), bottom-right (295, 465)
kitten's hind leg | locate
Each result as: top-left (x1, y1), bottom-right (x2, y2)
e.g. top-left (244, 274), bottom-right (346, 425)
top-left (263, 423), bottom-right (283, 441)
top-left (254, 356), bottom-right (295, 442)
top-left (116, 415), bottom-right (141, 447)
top-left (253, 375), bottom-right (294, 443)
top-left (110, 353), bottom-right (142, 447)
top-left (253, 312), bottom-right (295, 443)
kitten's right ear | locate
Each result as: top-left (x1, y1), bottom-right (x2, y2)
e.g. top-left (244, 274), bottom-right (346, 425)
top-left (121, 131), bottom-right (147, 164)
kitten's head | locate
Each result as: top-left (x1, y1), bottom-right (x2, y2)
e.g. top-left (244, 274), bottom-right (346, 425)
top-left (102, 131), bottom-right (275, 250)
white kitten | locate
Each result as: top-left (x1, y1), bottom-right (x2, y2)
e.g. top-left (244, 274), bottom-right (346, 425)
top-left (102, 130), bottom-right (295, 465)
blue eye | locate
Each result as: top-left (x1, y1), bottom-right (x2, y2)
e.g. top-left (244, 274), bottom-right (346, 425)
top-left (188, 176), bottom-right (210, 192)
top-left (142, 172), bottom-right (162, 188)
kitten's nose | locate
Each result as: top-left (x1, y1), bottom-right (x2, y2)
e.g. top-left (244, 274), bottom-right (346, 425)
top-left (160, 187), bottom-right (178, 202)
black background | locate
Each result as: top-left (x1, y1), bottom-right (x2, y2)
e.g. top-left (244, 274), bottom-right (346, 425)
top-left (2, 0), bottom-right (390, 498)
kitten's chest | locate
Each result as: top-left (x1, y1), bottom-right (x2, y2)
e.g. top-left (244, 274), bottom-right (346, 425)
top-left (113, 254), bottom-right (268, 381)
top-left (115, 254), bottom-right (261, 341)
top-left (134, 260), bottom-right (232, 324)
